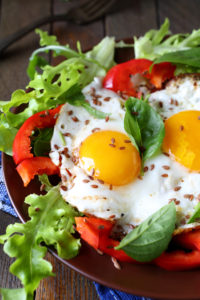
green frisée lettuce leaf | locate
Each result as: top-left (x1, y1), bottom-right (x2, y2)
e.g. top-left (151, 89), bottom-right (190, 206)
top-left (124, 97), bottom-right (165, 164)
top-left (0, 186), bottom-right (81, 299)
top-left (28, 29), bottom-right (115, 80)
top-left (134, 18), bottom-right (200, 62)
top-left (0, 288), bottom-right (27, 300)
top-left (0, 122), bottom-right (17, 155)
top-left (116, 202), bottom-right (176, 262)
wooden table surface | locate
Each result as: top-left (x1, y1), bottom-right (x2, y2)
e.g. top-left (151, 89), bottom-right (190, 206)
top-left (1, 0), bottom-right (200, 299)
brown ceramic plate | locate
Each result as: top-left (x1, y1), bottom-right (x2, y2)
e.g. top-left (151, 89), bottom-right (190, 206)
top-left (3, 40), bottom-right (200, 300)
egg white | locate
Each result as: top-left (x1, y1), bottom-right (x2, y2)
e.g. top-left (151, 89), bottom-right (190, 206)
top-left (50, 75), bottom-right (200, 233)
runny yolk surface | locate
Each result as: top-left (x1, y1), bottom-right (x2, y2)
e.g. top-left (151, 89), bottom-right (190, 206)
top-left (163, 110), bottom-right (200, 171)
top-left (79, 130), bottom-right (141, 186)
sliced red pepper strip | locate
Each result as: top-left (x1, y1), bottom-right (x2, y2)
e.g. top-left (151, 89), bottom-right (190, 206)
top-left (13, 105), bottom-right (62, 165)
top-left (103, 58), bottom-right (175, 97)
top-left (75, 216), bottom-right (114, 249)
top-left (16, 157), bottom-right (59, 187)
top-left (150, 62), bottom-right (176, 89)
top-left (173, 229), bottom-right (200, 251)
top-left (75, 216), bottom-right (136, 262)
top-left (154, 250), bottom-right (200, 271)
top-left (103, 59), bottom-right (153, 97)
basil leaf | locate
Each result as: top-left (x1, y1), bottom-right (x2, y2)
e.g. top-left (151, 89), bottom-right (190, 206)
top-left (124, 97), bottom-right (165, 162)
top-left (116, 202), bottom-right (176, 262)
top-left (153, 48), bottom-right (200, 68)
top-left (187, 202), bottom-right (200, 224)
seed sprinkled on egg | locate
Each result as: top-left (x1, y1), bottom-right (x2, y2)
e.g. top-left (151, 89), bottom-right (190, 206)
top-left (161, 173), bottom-right (168, 177)
top-left (180, 125), bottom-right (184, 131)
top-left (174, 186), bottom-right (181, 191)
top-left (72, 116), bottom-right (79, 122)
top-left (67, 110), bottom-right (73, 115)
top-left (124, 139), bottom-right (131, 143)
top-left (61, 185), bottom-right (68, 191)
top-left (162, 165), bottom-right (170, 170)
top-left (159, 101), bottom-right (163, 108)
top-left (111, 138), bottom-right (115, 144)
top-left (150, 164), bottom-right (155, 170)
top-left (85, 119), bottom-right (90, 125)
top-left (66, 168), bottom-right (72, 177)
top-left (105, 116), bottom-right (109, 122)
top-left (91, 184), bottom-right (98, 189)
top-left (184, 194), bottom-right (194, 200)
top-left (119, 146), bottom-right (126, 150)
top-left (109, 144), bottom-right (116, 148)
top-left (92, 128), bottom-right (101, 133)
top-left (144, 166), bottom-right (148, 172)
top-left (97, 179), bottom-right (104, 184)
top-left (104, 96), bottom-right (111, 102)
top-left (83, 179), bottom-right (90, 183)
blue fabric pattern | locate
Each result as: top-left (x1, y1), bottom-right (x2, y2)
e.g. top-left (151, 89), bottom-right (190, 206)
top-left (0, 151), bottom-right (152, 300)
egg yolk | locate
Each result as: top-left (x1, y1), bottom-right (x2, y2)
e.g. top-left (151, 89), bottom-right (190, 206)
top-left (163, 110), bottom-right (200, 171)
top-left (79, 130), bottom-right (141, 186)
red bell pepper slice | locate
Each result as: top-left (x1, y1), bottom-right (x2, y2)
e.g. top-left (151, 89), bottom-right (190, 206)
top-left (154, 250), bottom-right (200, 271)
top-left (75, 216), bottom-right (136, 262)
top-left (150, 62), bottom-right (176, 89)
top-left (173, 229), bottom-right (200, 251)
top-left (103, 58), bottom-right (175, 97)
top-left (16, 156), bottom-right (59, 187)
top-left (13, 105), bottom-right (62, 165)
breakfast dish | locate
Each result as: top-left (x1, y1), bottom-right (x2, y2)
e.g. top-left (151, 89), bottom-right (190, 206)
top-left (2, 18), bottom-right (200, 299)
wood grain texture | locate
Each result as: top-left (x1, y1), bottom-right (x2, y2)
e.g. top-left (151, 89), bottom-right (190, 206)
top-left (105, 0), bottom-right (157, 39)
top-left (158, 0), bottom-right (200, 33)
top-left (0, 211), bottom-right (20, 289)
top-left (0, 0), bottom-right (50, 100)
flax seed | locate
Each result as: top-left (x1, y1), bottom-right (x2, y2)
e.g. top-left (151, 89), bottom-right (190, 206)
top-left (97, 179), bottom-right (104, 184)
top-left (174, 186), bottom-right (181, 191)
top-left (91, 168), bottom-right (95, 176)
top-left (150, 164), bottom-right (155, 170)
top-left (61, 185), bottom-right (68, 191)
top-left (66, 169), bottom-right (72, 177)
top-left (83, 179), bottom-right (90, 183)
top-left (161, 174), bottom-right (168, 177)
top-left (119, 147), bottom-right (126, 150)
top-left (92, 128), bottom-right (100, 133)
top-left (169, 198), bottom-right (177, 203)
top-left (40, 184), bottom-right (46, 191)
top-left (162, 165), bottom-right (170, 170)
top-left (109, 144), bottom-right (116, 148)
top-left (54, 144), bottom-right (59, 150)
top-left (88, 175), bottom-right (94, 180)
top-left (72, 116), bottom-right (79, 122)
top-left (91, 184), bottom-right (98, 189)
top-left (180, 125), bottom-right (184, 131)
top-left (63, 132), bottom-right (71, 137)
top-left (159, 101), bottom-right (163, 108)
top-left (184, 194), bottom-right (194, 200)
top-left (111, 138), bottom-right (115, 144)
top-left (174, 200), bottom-right (180, 205)
top-left (67, 110), bottom-right (73, 115)
top-left (198, 116), bottom-right (200, 120)
top-left (111, 257), bottom-right (121, 270)
top-left (109, 184), bottom-right (113, 190)
top-left (85, 119), bottom-right (90, 125)
top-left (163, 152), bottom-right (170, 157)
top-left (104, 97), bottom-right (111, 102)
top-left (124, 139), bottom-right (131, 143)
top-left (144, 166), bottom-right (149, 172)
top-left (105, 116), bottom-right (109, 122)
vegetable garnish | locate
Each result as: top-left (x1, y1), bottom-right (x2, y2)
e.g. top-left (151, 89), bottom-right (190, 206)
top-left (0, 186), bottom-right (80, 300)
top-left (124, 97), bottom-right (165, 164)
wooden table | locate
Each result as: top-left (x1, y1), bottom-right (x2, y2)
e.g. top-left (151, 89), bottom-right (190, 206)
top-left (1, 0), bottom-right (200, 299)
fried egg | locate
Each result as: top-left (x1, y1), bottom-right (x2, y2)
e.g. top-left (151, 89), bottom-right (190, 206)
top-left (50, 75), bottom-right (200, 233)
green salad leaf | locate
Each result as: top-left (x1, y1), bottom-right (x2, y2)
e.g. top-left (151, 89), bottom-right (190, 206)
top-left (187, 202), bottom-right (200, 224)
top-left (32, 127), bottom-right (54, 157)
top-left (0, 288), bottom-right (27, 300)
top-left (134, 18), bottom-right (200, 61)
top-left (116, 202), bottom-right (176, 262)
top-left (124, 97), bottom-right (165, 163)
top-left (0, 186), bottom-right (80, 299)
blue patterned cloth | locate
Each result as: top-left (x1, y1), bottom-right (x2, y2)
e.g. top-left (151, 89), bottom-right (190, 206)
top-left (0, 152), bottom-right (151, 300)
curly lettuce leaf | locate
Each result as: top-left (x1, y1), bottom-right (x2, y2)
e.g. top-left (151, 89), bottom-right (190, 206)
top-left (0, 288), bottom-right (27, 300)
top-left (0, 186), bottom-right (80, 299)
top-left (134, 18), bottom-right (200, 61)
